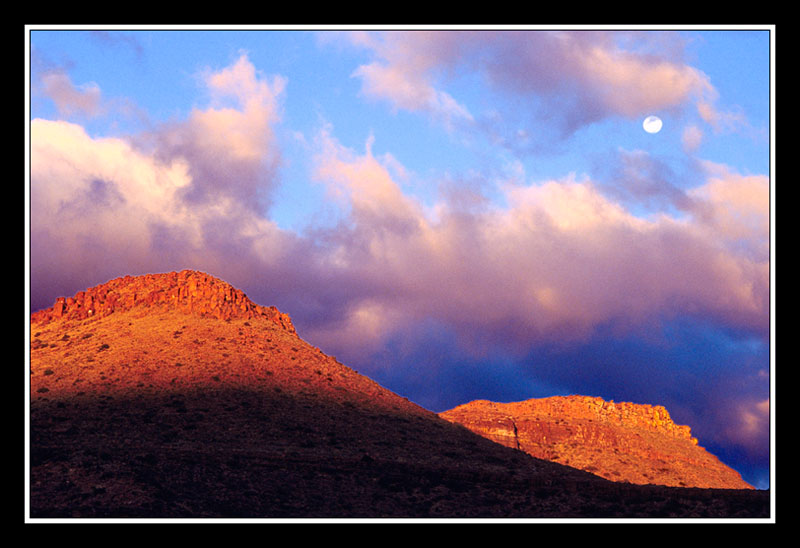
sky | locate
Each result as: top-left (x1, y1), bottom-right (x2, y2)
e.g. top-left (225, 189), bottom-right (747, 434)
top-left (26, 26), bottom-right (774, 489)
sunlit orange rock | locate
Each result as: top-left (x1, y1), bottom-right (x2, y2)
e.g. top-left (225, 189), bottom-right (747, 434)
top-left (440, 396), bottom-right (753, 490)
top-left (31, 270), bottom-right (295, 332)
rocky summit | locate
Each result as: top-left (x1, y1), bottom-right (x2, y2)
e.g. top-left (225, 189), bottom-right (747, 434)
top-left (28, 271), bottom-right (769, 519)
top-left (31, 270), bottom-right (295, 331)
top-left (440, 397), bottom-right (752, 490)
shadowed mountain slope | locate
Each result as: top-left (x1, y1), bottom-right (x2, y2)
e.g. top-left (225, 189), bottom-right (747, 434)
top-left (28, 271), bottom-right (769, 519)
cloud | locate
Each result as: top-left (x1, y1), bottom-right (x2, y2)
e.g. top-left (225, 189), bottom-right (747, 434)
top-left (682, 124), bottom-right (705, 152)
top-left (594, 149), bottom-right (695, 214)
top-left (341, 30), bottom-right (722, 138)
top-left (29, 54), bottom-right (292, 312)
top-left (29, 52), bottom-right (769, 369)
top-left (507, 315), bottom-right (771, 484)
top-left (684, 162), bottom-right (771, 287)
top-left (89, 30), bottom-right (145, 57)
top-left (354, 62), bottom-right (473, 124)
top-left (346, 31), bottom-right (473, 127)
top-left (39, 70), bottom-right (103, 118)
top-left (299, 129), bottom-right (770, 364)
top-left (696, 90), bottom-right (748, 133)
top-left (732, 398), bottom-right (771, 447)
top-left (30, 118), bottom-right (192, 305)
top-left (312, 127), bottom-right (425, 232)
top-left (144, 53), bottom-right (287, 214)
top-left (477, 31), bottom-right (714, 121)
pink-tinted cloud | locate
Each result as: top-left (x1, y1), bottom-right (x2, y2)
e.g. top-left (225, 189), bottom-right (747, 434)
top-left (29, 54), bottom-right (292, 311)
top-left (698, 390), bottom-right (770, 468)
top-left (29, 54), bottom-right (769, 355)
top-left (144, 53), bottom-right (286, 213)
top-left (34, 115), bottom-right (767, 361)
top-left (354, 61), bottom-right (473, 124)
top-left (476, 31), bottom-right (713, 118)
top-left (39, 70), bottom-right (103, 118)
top-left (686, 367), bottom-right (771, 470)
top-left (596, 148), bottom-right (694, 213)
top-left (346, 31), bottom-right (473, 126)
top-left (731, 397), bottom-right (771, 450)
top-left (688, 161), bottom-right (770, 254)
top-left (301, 131), bottom-right (770, 361)
top-left (343, 30), bottom-right (721, 136)
top-left (682, 124), bottom-right (705, 152)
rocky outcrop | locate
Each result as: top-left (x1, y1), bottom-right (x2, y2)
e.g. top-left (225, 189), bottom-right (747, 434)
top-left (30, 270), bottom-right (295, 332)
top-left (440, 396), bottom-right (753, 490)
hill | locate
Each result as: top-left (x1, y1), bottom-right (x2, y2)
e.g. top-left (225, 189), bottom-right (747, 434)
top-left (28, 270), bottom-right (769, 519)
top-left (440, 397), bottom-right (752, 490)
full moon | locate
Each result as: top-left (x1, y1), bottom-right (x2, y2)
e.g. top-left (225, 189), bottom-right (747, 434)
top-left (643, 115), bottom-right (663, 134)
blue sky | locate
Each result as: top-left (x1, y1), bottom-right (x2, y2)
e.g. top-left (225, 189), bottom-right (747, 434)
top-left (27, 26), bottom-right (773, 489)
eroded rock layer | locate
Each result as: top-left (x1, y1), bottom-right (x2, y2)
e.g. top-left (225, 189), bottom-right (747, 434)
top-left (440, 396), bottom-right (753, 490)
top-left (31, 270), bottom-right (295, 332)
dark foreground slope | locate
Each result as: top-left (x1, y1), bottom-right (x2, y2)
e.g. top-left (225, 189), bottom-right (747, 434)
top-left (29, 271), bottom-right (770, 519)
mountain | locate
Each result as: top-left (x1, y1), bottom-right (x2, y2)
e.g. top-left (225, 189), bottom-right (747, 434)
top-left (28, 270), bottom-right (769, 519)
top-left (440, 397), bottom-right (752, 490)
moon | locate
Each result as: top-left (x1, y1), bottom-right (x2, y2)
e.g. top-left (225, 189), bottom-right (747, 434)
top-left (643, 115), bottom-right (663, 134)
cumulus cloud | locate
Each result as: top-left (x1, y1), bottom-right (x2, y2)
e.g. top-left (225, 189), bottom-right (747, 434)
top-left (687, 161), bottom-right (771, 263)
top-left (29, 51), bottom-right (769, 361)
top-left (31, 118), bottom-right (191, 304)
top-left (300, 129), bottom-right (770, 361)
top-left (29, 54), bottom-right (291, 311)
top-left (144, 53), bottom-right (287, 214)
top-left (354, 62), bottom-right (473, 124)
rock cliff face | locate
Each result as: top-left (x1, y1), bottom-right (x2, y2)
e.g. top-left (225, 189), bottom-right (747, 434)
top-left (31, 270), bottom-right (295, 332)
top-left (440, 396), bottom-right (753, 490)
